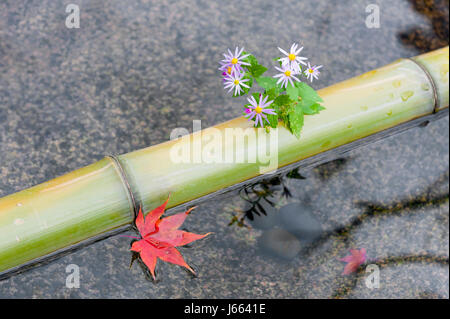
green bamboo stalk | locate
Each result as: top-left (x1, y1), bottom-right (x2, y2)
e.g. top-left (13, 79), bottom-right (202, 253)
top-left (0, 47), bottom-right (448, 276)
top-left (119, 47), bottom-right (449, 213)
top-left (0, 159), bottom-right (134, 274)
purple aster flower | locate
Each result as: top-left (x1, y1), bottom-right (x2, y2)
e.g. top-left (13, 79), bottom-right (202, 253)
top-left (219, 61), bottom-right (244, 78)
top-left (304, 62), bottom-right (323, 82)
top-left (245, 94), bottom-right (276, 128)
top-left (220, 47), bottom-right (250, 75)
top-left (273, 64), bottom-right (301, 88)
top-left (278, 43), bottom-right (308, 73)
top-left (223, 72), bottom-right (250, 96)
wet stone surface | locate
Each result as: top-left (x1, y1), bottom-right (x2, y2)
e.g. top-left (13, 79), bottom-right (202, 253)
top-left (0, 0), bottom-right (449, 298)
top-left (279, 203), bottom-right (323, 244)
top-left (258, 228), bottom-right (302, 260)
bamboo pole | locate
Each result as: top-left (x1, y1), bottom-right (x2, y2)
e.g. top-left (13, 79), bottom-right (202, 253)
top-left (0, 47), bottom-right (448, 277)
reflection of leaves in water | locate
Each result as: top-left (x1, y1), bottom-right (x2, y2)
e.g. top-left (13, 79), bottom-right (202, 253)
top-left (228, 167), bottom-right (306, 227)
top-left (286, 168), bottom-right (307, 180)
top-left (399, 0), bottom-right (449, 52)
top-left (332, 254), bottom-right (449, 299)
top-left (229, 158), bottom-right (355, 227)
top-left (314, 158), bottom-right (349, 181)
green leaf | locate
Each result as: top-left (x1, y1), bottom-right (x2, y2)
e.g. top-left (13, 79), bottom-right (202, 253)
top-left (270, 99), bottom-right (281, 112)
top-left (250, 92), bottom-right (262, 102)
top-left (274, 94), bottom-right (292, 107)
top-left (251, 65), bottom-right (268, 78)
top-left (268, 101), bottom-right (283, 128)
top-left (242, 53), bottom-right (258, 66)
top-left (286, 84), bottom-right (299, 101)
top-left (271, 95), bottom-right (291, 129)
top-left (288, 107), bottom-right (304, 138)
top-left (300, 101), bottom-right (326, 115)
top-left (266, 113), bottom-right (279, 128)
top-left (293, 82), bottom-right (326, 116)
top-left (256, 77), bottom-right (278, 91)
top-left (264, 87), bottom-right (278, 101)
top-left (295, 82), bottom-right (324, 104)
top-left (242, 52), bottom-right (267, 78)
top-left (316, 104), bottom-right (326, 112)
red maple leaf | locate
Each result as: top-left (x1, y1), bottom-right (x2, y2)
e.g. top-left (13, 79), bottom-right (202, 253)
top-left (130, 197), bottom-right (211, 280)
top-left (339, 248), bottom-right (367, 275)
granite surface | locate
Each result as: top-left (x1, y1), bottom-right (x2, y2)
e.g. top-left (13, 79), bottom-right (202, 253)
top-left (0, 0), bottom-right (448, 298)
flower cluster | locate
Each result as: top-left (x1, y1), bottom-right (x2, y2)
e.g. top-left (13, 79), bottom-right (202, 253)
top-left (219, 43), bottom-right (325, 138)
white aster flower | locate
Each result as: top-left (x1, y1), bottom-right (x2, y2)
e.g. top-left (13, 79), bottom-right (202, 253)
top-left (273, 65), bottom-right (301, 88)
top-left (304, 63), bottom-right (322, 82)
top-left (220, 47), bottom-right (251, 75)
top-left (278, 43), bottom-right (308, 73)
top-left (223, 72), bottom-right (250, 96)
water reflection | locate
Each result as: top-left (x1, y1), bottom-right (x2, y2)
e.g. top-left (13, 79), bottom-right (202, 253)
top-left (229, 167), bottom-right (306, 228)
top-left (231, 161), bottom-right (448, 295)
top-left (239, 166), bottom-right (448, 249)
top-left (229, 158), bottom-right (349, 230)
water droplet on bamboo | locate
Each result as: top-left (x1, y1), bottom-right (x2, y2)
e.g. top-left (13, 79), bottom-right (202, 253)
top-left (386, 110), bottom-right (393, 116)
top-left (400, 91), bottom-right (414, 102)
top-left (360, 105), bottom-right (368, 111)
top-left (421, 83), bottom-right (430, 91)
top-left (17, 203), bottom-right (23, 207)
top-left (393, 80), bottom-right (402, 88)
top-left (347, 124), bottom-right (353, 129)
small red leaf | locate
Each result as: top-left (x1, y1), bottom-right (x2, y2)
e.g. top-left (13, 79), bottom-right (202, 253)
top-left (340, 248), bottom-right (367, 275)
top-left (130, 240), bottom-right (145, 253)
top-left (150, 230), bottom-right (211, 247)
top-left (159, 247), bottom-right (195, 274)
top-left (130, 196), bottom-right (210, 279)
top-left (156, 206), bottom-right (196, 232)
top-left (135, 206), bottom-right (145, 236)
top-left (137, 197), bottom-right (169, 236)
top-left (139, 242), bottom-right (158, 280)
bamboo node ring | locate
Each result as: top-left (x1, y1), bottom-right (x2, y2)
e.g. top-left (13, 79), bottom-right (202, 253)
top-left (105, 155), bottom-right (139, 219)
top-left (406, 57), bottom-right (439, 114)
